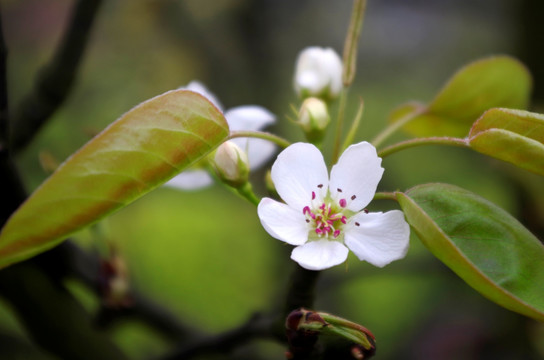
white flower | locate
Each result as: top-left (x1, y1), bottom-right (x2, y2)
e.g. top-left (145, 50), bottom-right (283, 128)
top-left (257, 142), bottom-right (410, 271)
top-left (165, 81), bottom-right (276, 190)
top-left (294, 47), bottom-right (343, 100)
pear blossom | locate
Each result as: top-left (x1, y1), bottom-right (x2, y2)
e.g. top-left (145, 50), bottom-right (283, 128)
top-left (257, 142), bottom-right (410, 271)
top-left (165, 81), bottom-right (276, 190)
top-left (294, 47), bottom-right (343, 100)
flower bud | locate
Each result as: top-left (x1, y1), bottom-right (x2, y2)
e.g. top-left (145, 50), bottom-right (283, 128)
top-left (294, 47), bottom-right (343, 100)
top-left (212, 141), bottom-right (250, 188)
top-left (298, 97), bottom-right (330, 144)
top-left (99, 250), bottom-right (132, 308)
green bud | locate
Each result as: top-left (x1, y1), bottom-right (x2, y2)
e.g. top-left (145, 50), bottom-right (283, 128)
top-left (285, 308), bottom-right (376, 359)
top-left (211, 141), bottom-right (249, 188)
top-left (298, 97), bottom-right (330, 144)
top-left (319, 311), bottom-right (376, 355)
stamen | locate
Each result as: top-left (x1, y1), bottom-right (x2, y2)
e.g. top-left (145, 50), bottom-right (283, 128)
top-left (337, 188), bottom-right (342, 193)
top-left (304, 195), bottom-right (350, 239)
top-left (317, 184), bottom-right (323, 188)
top-left (355, 222), bottom-right (360, 226)
top-left (363, 208), bottom-right (369, 214)
top-left (351, 195), bottom-right (356, 200)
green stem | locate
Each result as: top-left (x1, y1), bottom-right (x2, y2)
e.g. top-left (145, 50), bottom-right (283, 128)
top-left (331, 89), bottom-right (348, 164)
top-left (236, 182), bottom-right (260, 206)
top-left (371, 107), bottom-right (425, 148)
top-left (342, 0), bottom-right (367, 86)
top-left (373, 191), bottom-right (398, 201)
top-left (341, 98), bottom-right (364, 152)
top-left (228, 130), bottom-right (291, 149)
top-left (377, 137), bottom-right (469, 158)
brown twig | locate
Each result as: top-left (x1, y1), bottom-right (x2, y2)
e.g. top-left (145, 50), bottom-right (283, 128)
top-left (10, 0), bottom-right (103, 152)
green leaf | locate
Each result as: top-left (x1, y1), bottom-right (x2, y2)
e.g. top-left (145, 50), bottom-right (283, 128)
top-left (0, 90), bottom-right (229, 268)
top-left (389, 56), bottom-right (532, 137)
top-left (470, 108), bottom-right (544, 141)
top-left (397, 183), bottom-right (544, 322)
top-left (468, 108), bottom-right (544, 176)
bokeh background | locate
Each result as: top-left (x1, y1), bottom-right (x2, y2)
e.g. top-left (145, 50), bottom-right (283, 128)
top-left (1, 0), bottom-right (544, 359)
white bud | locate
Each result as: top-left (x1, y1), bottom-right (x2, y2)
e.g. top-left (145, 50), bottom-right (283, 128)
top-left (298, 98), bottom-right (330, 143)
top-left (294, 47), bottom-right (343, 100)
top-left (212, 141), bottom-right (250, 187)
top-left (299, 98), bottom-right (330, 131)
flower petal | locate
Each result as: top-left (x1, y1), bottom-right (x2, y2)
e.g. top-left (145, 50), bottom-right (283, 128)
top-left (182, 81), bottom-right (223, 111)
top-left (225, 106), bottom-right (277, 170)
top-left (165, 169), bottom-right (214, 190)
top-left (237, 138), bottom-right (276, 170)
top-left (344, 210), bottom-right (410, 268)
top-left (225, 105), bottom-right (275, 132)
top-left (271, 143), bottom-right (329, 210)
top-left (329, 141), bottom-right (384, 211)
top-left (291, 240), bottom-right (349, 270)
top-left (258, 198), bottom-right (309, 246)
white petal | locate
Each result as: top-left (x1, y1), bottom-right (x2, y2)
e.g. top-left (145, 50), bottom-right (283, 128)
top-left (257, 198), bottom-right (309, 246)
top-left (225, 105), bottom-right (277, 170)
top-left (322, 48), bottom-right (343, 97)
top-left (344, 210), bottom-right (410, 268)
top-left (291, 240), bottom-right (349, 270)
top-left (225, 105), bottom-right (276, 131)
top-left (271, 143), bottom-right (328, 210)
top-left (296, 72), bottom-right (322, 93)
top-left (182, 81), bottom-right (223, 111)
top-left (244, 138), bottom-right (277, 170)
top-left (164, 170), bottom-right (214, 190)
top-left (329, 141), bottom-right (384, 212)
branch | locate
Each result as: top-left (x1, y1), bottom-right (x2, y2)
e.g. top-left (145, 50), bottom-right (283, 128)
top-left (52, 242), bottom-right (195, 340)
top-left (157, 264), bottom-right (321, 360)
top-left (159, 313), bottom-right (274, 360)
top-left (0, 260), bottom-right (129, 360)
top-left (283, 265), bottom-right (321, 317)
top-left (0, 7), bottom-right (8, 149)
top-left (10, 0), bottom-right (103, 152)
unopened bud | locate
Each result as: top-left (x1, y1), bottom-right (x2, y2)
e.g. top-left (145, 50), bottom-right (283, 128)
top-left (294, 47), bottom-right (343, 101)
top-left (99, 250), bottom-right (132, 308)
top-left (298, 97), bottom-right (330, 144)
top-left (212, 141), bottom-right (250, 187)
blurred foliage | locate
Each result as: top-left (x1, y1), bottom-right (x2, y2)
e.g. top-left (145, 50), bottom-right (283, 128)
top-left (2, 0), bottom-right (543, 359)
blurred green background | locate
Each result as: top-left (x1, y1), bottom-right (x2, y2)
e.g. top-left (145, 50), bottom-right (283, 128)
top-left (2, 0), bottom-right (544, 359)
